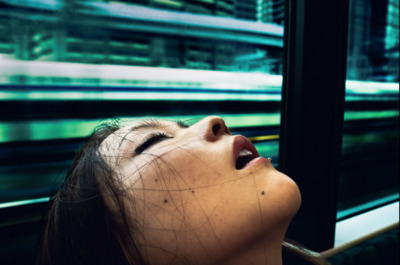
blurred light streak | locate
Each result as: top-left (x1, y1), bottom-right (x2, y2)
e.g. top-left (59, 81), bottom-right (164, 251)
top-left (335, 201), bottom-right (399, 246)
top-left (0, 196), bottom-right (50, 209)
top-left (344, 110), bottom-right (399, 121)
top-left (0, 113), bottom-right (281, 142)
top-left (0, 91), bottom-right (281, 101)
top-left (248, 135), bottom-right (280, 141)
top-left (84, 0), bottom-right (284, 36)
top-left (1, 58), bottom-right (399, 102)
top-left (337, 193), bottom-right (400, 220)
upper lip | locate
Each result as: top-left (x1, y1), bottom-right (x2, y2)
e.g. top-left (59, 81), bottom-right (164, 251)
top-left (232, 135), bottom-right (260, 167)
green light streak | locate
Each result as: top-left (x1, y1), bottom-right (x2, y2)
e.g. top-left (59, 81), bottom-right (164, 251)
top-left (253, 141), bottom-right (279, 158)
top-left (0, 113), bottom-right (281, 143)
top-left (0, 91), bottom-right (281, 101)
top-left (2, 110), bottom-right (398, 143)
top-left (153, 0), bottom-right (183, 7)
top-left (344, 110), bottom-right (399, 121)
top-left (337, 193), bottom-right (399, 220)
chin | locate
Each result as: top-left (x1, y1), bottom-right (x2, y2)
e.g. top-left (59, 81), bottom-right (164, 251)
top-left (259, 168), bottom-right (302, 224)
top-left (290, 182), bottom-right (302, 216)
top-left (281, 173), bottom-right (302, 220)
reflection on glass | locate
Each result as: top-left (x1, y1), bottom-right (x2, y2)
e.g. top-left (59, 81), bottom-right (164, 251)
top-left (0, 0), bottom-right (285, 72)
top-left (0, 0), bottom-right (286, 205)
top-left (347, 0), bottom-right (399, 82)
top-left (338, 0), bottom-right (399, 219)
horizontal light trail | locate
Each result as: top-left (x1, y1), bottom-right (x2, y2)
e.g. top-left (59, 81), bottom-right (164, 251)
top-left (248, 135), bottom-right (280, 141)
top-left (0, 113), bottom-right (281, 143)
top-left (0, 91), bottom-right (281, 101)
top-left (344, 110), bottom-right (399, 120)
top-left (0, 197), bottom-right (50, 209)
top-left (335, 201), bottom-right (399, 247)
top-left (337, 193), bottom-right (399, 221)
top-left (1, 58), bottom-right (398, 101)
top-left (0, 109), bottom-right (398, 143)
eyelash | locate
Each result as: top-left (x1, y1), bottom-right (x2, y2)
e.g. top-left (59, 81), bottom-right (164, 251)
top-left (176, 119), bottom-right (189, 128)
top-left (135, 132), bottom-right (172, 154)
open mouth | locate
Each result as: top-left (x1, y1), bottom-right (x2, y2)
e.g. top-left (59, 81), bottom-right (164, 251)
top-left (233, 136), bottom-right (260, 170)
top-left (235, 149), bottom-right (255, 169)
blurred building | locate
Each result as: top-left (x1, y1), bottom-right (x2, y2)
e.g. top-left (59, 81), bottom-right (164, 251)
top-left (0, 0), bottom-right (284, 74)
top-left (347, 0), bottom-right (399, 82)
top-left (347, 0), bottom-right (374, 81)
top-left (99, 0), bottom-right (237, 18)
top-left (385, 0), bottom-right (399, 81)
top-left (257, 0), bottom-right (284, 25)
top-left (0, 18), bottom-right (14, 56)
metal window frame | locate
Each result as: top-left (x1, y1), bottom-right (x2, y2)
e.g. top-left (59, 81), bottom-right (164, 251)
top-left (279, 0), bottom-right (350, 251)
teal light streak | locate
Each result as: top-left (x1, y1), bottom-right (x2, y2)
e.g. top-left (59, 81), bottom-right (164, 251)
top-left (344, 110), bottom-right (399, 121)
top-left (346, 80), bottom-right (399, 94)
top-left (2, 109), bottom-right (399, 143)
top-left (0, 113), bottom-right (281, 143)
top-left (0, 57), bottom-right (283, 96)
top-left (254, 141), bottom-right (279, 158)
top-left (345, 80), bottom-right (399, 101)
top-left (337, 193), bottom-right (400, 220)
top-left (0, 91), bottom-right (281, 101)
top-left (0, 197), bottom-right (50, 209)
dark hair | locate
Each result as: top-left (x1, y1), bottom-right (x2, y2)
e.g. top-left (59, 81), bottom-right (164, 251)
top-left (39, 122), bottom-right (147, 265)
top-left (38, 122), bottom-right (328, 265)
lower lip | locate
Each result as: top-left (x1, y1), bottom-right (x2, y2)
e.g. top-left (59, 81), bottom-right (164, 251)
top-left (241, 157), bottom-right (269, 170)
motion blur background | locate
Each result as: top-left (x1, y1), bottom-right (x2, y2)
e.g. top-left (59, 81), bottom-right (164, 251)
top-left (0, 0), bottom-right (398, 264)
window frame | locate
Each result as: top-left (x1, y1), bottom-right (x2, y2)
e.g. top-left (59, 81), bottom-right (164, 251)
top-left (279, 0), bottom-right (350, 251)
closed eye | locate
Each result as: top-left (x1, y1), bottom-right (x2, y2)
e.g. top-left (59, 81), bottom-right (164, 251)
top-left (135, 132), bottom-right (172, 154)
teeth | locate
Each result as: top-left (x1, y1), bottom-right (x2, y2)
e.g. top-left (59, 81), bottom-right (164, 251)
top-left (238, 149), bottom-right (253, 157)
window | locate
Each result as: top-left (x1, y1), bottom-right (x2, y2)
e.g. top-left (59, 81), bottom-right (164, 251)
top-left (278, 0), bottom-right (398, 251)
top-left (1, 0), bottom-right (398, 261)
top-left (0, 0), bottom-right (286, 208)
top-left (334, 0), bottom-right (399, 245)
top-left (338, 0), bottom-right (399, 220)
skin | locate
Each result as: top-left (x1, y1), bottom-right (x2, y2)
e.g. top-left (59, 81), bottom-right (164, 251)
top-left (99, 116), bottom-right (302, 265)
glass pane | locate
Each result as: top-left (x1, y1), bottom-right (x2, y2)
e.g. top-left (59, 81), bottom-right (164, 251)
top-left (0, 0), bottom-right (285, 205)
top-left (338, 0), bottom-right (399, 219)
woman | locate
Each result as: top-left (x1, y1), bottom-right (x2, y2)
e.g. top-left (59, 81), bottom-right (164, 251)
top-left (39, 116), bottom-right (328, 265)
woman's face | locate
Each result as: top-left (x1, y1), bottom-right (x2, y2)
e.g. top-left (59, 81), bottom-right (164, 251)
top-left (100, 116), bottom-right (301, 265)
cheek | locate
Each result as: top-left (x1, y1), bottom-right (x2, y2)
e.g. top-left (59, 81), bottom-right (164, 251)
top-left (147, 143), bottom-right (232, 189)
top-left (126, 152), bottom-right (238, 262)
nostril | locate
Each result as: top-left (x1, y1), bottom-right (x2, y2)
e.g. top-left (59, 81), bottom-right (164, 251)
top-left (212, 124), bottom-right (221, 136)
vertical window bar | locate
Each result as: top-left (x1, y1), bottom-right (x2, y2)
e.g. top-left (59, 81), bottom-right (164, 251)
top-left (280, 0), bottom-right (350, 251)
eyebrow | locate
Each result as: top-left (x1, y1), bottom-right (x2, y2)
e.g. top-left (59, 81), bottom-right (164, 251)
top-left (130, 119), bottom-right (188, 132)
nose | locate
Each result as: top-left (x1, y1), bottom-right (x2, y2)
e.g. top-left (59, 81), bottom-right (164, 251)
top-left (195, 116), bottom-right (230, 141)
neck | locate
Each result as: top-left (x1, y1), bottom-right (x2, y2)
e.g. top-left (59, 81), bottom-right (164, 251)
top-left (222, 228), bottom-right (286, 265)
